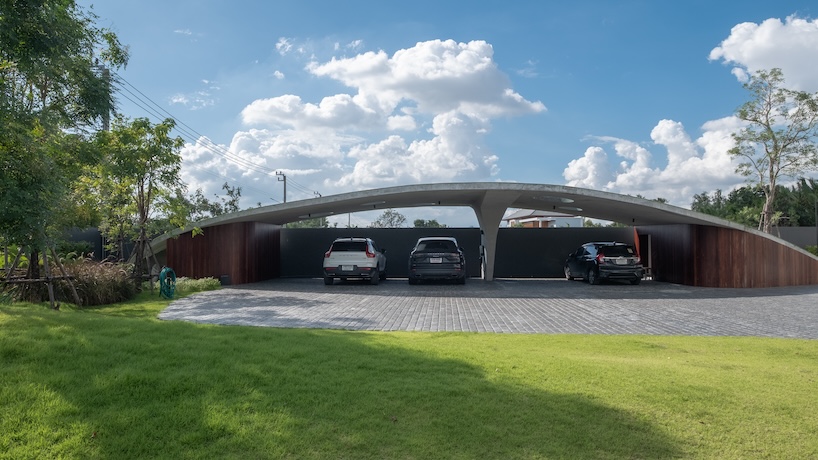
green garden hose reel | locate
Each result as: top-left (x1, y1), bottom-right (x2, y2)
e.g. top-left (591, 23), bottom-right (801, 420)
top-left (159, 267), bottom-right (176, 299)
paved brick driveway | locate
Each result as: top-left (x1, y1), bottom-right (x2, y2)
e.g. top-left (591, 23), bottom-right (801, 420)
top-left (159, 278), bottom-right (818, 339)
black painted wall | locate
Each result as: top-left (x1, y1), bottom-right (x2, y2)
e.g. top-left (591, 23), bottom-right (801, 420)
top-left (494, 227), bottom-right (635, 277)
top-left (280, 228), bottom-right (483, 278)
top-left (280, 227), bottom-right (636, 279)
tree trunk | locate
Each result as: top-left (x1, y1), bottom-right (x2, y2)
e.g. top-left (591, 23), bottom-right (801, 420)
top-left (21, 249), bottom-right (43, 302)
top-left (761, 188), bottom-right (776, 233)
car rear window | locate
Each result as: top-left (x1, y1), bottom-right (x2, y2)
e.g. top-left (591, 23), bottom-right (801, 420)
top-left (416, 240), bottom-right (457, 252)
top-left (331, 241), bottom-right (368, 252)
top-left (599, 245), bottom-right (635, 257)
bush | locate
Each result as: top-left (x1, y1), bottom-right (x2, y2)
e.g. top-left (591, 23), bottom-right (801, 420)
top-left (806, 245), bottom-right (818, 256)
top-left (60, 259), bottom-right (137, 306)
top-left (176, 276), bottom-right (222, 294)
top-left (143, 276), bottom-right (222, 296)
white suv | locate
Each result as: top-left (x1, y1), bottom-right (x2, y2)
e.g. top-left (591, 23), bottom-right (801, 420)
top-left (322, 237), bottom-right (387, 285)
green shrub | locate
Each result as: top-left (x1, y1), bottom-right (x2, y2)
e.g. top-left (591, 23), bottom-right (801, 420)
top-left (806, 245), bottom-right (818, 256)
top-left (56, 240), bottom-right (95, 259)
top-left (143, 276), bottom-right (221, 295)
top-left (175, 276), bottom-right (222, 294)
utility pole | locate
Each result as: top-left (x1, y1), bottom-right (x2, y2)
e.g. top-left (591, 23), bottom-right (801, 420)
top-left (276, 171), bottom-right (287, 203)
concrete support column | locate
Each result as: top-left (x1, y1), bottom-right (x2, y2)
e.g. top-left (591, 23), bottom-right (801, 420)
top-left (471, 191), bottom-right (521, 281)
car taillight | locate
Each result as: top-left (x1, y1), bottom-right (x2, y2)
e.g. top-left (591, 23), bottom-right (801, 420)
top-left (596, 253), bottom-right (606, 264)
top-left (366, 247), bottom-right (376, 258)
top-left (324, 250), bottom-right (332, 258)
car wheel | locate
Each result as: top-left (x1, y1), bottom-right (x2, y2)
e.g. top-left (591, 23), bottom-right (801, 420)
top-left (630, 277), bottom-right (641, 285)
top-left (587, 269), bottom-right (600, 285)
top-left (564, 266), bottom-right (574, 280)
top-left (380, 270), bottom-right (387, 280)
top-left (370, 273), bottom-right (380, 285)
top-left (323, 276), bottom-right (333, 285)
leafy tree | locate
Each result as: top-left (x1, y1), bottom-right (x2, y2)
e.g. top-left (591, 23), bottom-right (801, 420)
top-left (692, 186), bottom-right (765, 227)
top-left (784, 178), bottom-right (818, 226)
top-left (730, 68), bottom-right (818, 233)
top-left (691, 189), bottom-right (728, 218)
top-left (287, 217), bottom-right (331, 228)
top-left (188, 182), bottom-right (242, 222)
top-left (370, 209), bottom-right (406, 228)
top-left (0, 0), bottom-right (127, 301)
top-left (92, 117), bottom-right (183, 283)
top-left (413, 219), bottom-right (447, 228)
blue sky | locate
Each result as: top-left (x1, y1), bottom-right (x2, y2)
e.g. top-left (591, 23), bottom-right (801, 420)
top-left (80, 0), bottom-right (818, 226)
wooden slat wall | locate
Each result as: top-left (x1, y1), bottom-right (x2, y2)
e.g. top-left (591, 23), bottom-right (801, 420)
top-left (638, 224), bottom-right (694, 285)
top-left (165, 222), bottom-right (817, 288)
top-left (637, 224), bottom-right (818, 287)
top-left (166, 222), bottom-right (280, 284)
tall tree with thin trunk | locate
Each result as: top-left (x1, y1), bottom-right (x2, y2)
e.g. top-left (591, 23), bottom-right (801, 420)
top-left (729, 68), bottom-right (818, 233)
top-left (1, 0), bottom-right (127, 302)
top-left (93, 117), bottom-right (184, 286)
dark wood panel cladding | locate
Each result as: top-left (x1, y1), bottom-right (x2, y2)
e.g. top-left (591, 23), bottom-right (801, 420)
top-left (637, 224), bottom-right (818, 288)
top-left (166, 222), bottom-right (280, 284)
top-left (636, 224), bottom-right (694, 285)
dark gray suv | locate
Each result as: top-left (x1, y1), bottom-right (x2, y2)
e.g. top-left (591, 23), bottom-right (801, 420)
top-left (408, 237), bottom-right (466, 285)
top-left (564, 242), bottom-right (644, 285)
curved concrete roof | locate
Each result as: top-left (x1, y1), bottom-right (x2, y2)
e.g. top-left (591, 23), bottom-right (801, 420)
top-left (173, 182), bottom-right (750, 228)
top-left (152, 182), bottom-right (818, 281)
top-left (152, 182), bottom-right (781, 247)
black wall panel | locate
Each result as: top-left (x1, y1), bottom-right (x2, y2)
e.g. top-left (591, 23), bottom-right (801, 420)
top-left (279, 227), bottom-right (635, 279)
top-left (280, 228), bottom-right (482, 278)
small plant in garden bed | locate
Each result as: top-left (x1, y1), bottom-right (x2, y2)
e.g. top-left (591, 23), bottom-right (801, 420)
top-left (144, 276), bottom-right (221, 295)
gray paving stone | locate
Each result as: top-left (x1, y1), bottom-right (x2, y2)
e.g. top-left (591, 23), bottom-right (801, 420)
top-left (159, 278), bottom-right (818, 339)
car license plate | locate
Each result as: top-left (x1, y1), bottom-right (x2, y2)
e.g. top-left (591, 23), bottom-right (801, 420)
top-left (615, 258), bottom-right (627, 265)
top-left (341, 265), bottom-right (353, 271)
top-left (430, 257), bottom-right (442, 263)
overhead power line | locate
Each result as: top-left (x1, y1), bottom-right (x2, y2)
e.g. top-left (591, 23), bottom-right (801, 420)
top-left (110, 72), bottom-right (322, 202)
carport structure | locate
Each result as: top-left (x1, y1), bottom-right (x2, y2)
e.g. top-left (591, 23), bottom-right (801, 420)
top-left (152, 182), bottom-right (818, 288)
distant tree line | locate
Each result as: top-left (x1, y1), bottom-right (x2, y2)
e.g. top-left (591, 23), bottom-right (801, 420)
top-left (692, 179), bottom-right (818, 229)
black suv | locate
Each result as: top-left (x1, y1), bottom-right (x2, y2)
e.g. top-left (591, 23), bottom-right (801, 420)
top-left (564, 242), bottom-right (644, 285)
top-left (407, 237), bottom-right (466, 285)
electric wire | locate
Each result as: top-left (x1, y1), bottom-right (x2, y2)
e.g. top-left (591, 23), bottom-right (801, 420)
top-left (114, 87), bottom-right (282, 204)
top-left (111, 72), bottom-right (322, 201)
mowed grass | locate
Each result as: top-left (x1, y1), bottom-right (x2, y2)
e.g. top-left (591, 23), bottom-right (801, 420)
top-left (2, 292), bottom-right (817, 459)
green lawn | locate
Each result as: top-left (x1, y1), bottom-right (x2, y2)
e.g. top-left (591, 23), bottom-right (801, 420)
top-left (1, 292), bottom-right (817, 459)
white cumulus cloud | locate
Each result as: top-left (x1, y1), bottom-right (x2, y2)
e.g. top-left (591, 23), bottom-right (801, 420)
top-left (709, 15), bottom-right (818, 91)
top-left (563, 14), bottom-right (818, 207)
top-left (226, 39), bottom-right (543, 203)
top-left (564, 119), bottom-right (744, 205)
